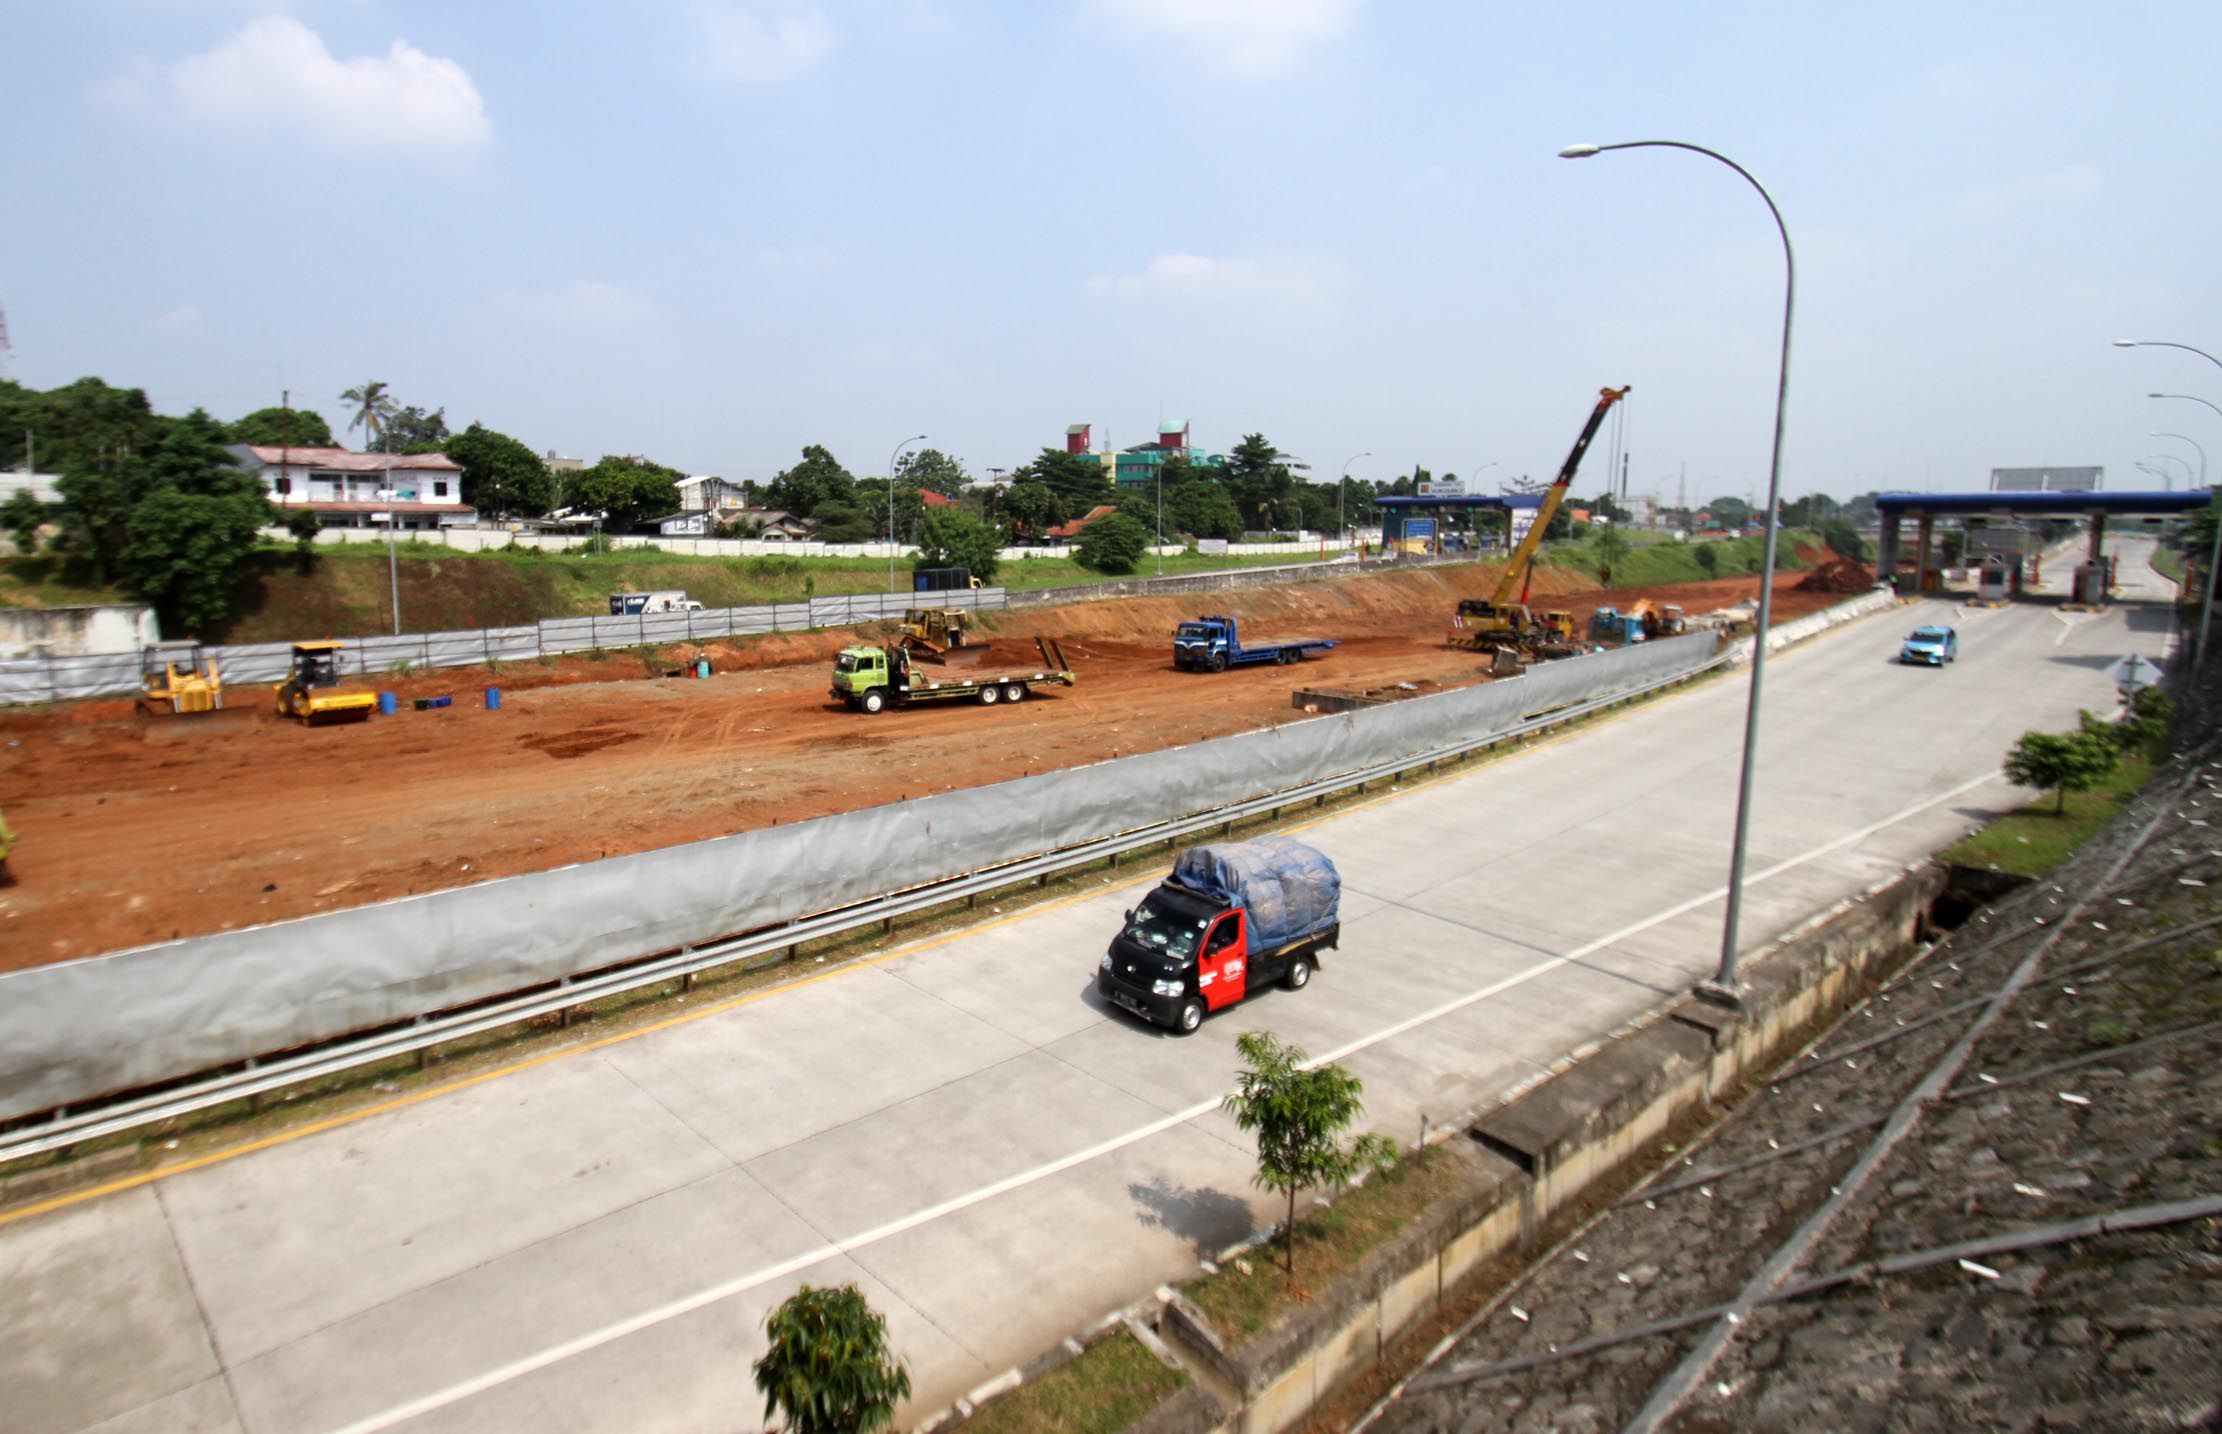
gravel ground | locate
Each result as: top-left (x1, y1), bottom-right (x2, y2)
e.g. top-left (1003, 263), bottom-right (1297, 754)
top-left (1362, 674), bottom-right (2222, 1433)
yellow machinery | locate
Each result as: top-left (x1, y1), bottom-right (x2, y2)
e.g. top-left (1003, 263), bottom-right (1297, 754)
top-left (896, 607), bottom-right (971, 663)
top-left (1629, 600), bottom-right (1688, 638)
top-left (138, 642), bottom-right (225, 716)
top-left (1449, 385), bottom-right (1630, 659)
top-left (274, 641), bottom-right (378, 724)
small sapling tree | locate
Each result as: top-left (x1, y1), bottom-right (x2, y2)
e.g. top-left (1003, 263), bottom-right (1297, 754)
top-left (1222, 1031), bottom-right (1398, 1274)
top-left (753, 1282), bottom-right (911, 1434)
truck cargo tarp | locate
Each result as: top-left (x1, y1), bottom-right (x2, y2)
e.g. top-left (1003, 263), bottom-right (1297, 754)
top-left (1170, 837), bottom-right (1340, 950)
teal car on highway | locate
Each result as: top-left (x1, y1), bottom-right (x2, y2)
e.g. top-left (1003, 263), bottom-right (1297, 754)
top-left (1900, 625), bottom-right (1958, 666)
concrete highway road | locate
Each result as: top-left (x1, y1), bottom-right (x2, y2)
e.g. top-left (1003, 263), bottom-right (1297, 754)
top-left (0, 544), bottom-right (2180, 1433)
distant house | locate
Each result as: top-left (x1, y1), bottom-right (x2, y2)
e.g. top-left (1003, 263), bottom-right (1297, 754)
top-left (229, 445), bottom-right (474, 530)
top-left (719, 506), bottom-right (814, 540)
top-left (920, 489), bottom-right (957, 509)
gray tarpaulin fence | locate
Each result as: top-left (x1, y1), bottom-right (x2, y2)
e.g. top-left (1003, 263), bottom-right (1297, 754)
top-left (0, 633), bottom-right (1713, 1121)
top-left (0, 588), bottom-right (1006, 706)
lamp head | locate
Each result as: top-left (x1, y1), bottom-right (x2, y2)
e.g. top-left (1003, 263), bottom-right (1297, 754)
top-left (2114, 339), bottom-right (2141, 348)
top-left (1558, 143), bottom-right (1602, 159)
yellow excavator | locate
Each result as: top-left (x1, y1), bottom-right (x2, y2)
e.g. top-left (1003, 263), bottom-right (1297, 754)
top-left (274, 641), bottom-right (378, 724)
top-left (1450, 384), bottom-right (1630, 664)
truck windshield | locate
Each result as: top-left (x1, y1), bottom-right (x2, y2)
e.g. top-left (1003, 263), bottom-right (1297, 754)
top-left (833, 652), bottom-right (861, 674)
top-left (1122, 891), bottom-right (1214, 963)
top-left (1176, 624), bottom-right (1216, 641)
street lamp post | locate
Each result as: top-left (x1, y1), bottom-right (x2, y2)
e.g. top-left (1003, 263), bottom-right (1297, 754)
top-left (887, 434), bottom-right (926, 595)
top-left (2147, 392), bottom-right (2222, 667)
top-left (1339, 451), bottom-right (1370, 558)
top-left (375, 488), bottom-right (401, 635)
top-left (2153, 431), bottom-right (2207, 490)
top-left (1562, 138), bottom-right (1795, 1000)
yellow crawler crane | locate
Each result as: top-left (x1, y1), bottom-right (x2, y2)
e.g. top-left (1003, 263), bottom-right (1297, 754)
top-left (1449, 384), bottom-right (1630, 659)
top-left (274, 641), bottom-right (378, 724)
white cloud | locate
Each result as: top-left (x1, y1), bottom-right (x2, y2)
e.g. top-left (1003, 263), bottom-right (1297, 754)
top-left (148, 305), bottom-right (201, 333)
top-left (98, 16), bottom-right (490, 156)
top-left (695, 3), bottom-right (837, 82)
top-left (492, 282), bottom-right (652, 324)
top-left (1086, 252), bottom-right (1339, 303)
top-left (1955, 164), bottom-right (2103, 217)
top-left (1094, 0), bottom-right (1359, 78)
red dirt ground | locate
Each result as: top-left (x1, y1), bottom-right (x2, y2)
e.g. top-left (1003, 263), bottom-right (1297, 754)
top-left (0, 562), bottom-right (1849, 970)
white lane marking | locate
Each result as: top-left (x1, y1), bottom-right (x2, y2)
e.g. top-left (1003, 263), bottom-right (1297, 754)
top-left (327, 768), bottom-right (2004, 1434)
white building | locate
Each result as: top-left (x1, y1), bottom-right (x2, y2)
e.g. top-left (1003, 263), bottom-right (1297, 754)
top-left (227, 445), bottom-right (475, 530)
top-left (658, 475), bottom-right (754, 535)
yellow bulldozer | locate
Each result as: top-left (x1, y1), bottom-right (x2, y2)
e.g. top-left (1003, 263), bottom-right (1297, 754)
top-left (138, 642), bottom-right (225, 716)
top-left (895, 607), bottom-right (973, 663)
top-left (274, 641), bottom-right (378, 724)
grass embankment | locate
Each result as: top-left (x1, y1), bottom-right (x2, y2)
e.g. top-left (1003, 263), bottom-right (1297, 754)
top-left (1943, 752), bottom-right (2158, 879)
top-left (961, 1330), bottom-right (1188, 1434)
top-left (2149, 546), bottom-right (2185, 583)
top-left (0, 543), bottom-right (1341, 643)
top-left (1536, 527), bottom-right (1823, 587)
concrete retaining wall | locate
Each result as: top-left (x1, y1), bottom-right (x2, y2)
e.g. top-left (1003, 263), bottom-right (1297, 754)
top-left (1139, 860), bottom-right (1948, 1434)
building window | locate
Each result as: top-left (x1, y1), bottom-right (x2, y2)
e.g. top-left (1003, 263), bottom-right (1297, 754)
top-left (274, 476), bottom-right (292, 496)
top-left (434, 481), bottom-right (449, 498)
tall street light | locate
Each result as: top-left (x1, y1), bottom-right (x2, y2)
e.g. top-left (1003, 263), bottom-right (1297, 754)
top-left (2153, 431), bottom-right (2207, 489)
top-left (2149, 392), bottom-right (2222, 666)
top-left (375, 488), bottom-right (401, 635)
top-left (1339, 451), bottom-right (1370, 557)
top-left (1562, 138), bottom-right (1795, 1001)
top-left (887, 433), bottom-right (926, 595)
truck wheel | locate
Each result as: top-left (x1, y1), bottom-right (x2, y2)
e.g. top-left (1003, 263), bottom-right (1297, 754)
top-left (1284, 957), bottom-right (1312, 990)
top-left (1176, 998), bottom-right (1204, 1035)
top-left (978, 684), bottom-right (1001, 705)
top-left (1002, 683), bottom-right (1025, 703)
top-left (1208, 653), bottom-right (1228, 673)
top-left (860, 689), bottom-right (886, 714)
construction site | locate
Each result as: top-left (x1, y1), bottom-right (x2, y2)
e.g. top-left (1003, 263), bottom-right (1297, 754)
top-left (0, 554), bottom-right (1862, 972)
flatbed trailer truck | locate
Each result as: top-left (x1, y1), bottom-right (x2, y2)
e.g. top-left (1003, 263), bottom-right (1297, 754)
top-left (1173, 614), bottom-right (1339, 673)
top-left (831, 635), bottom-right (1074, 713)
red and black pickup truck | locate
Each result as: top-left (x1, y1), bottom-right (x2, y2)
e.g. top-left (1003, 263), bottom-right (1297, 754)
top-left (1097, 836), bottom-right (1342, 1035)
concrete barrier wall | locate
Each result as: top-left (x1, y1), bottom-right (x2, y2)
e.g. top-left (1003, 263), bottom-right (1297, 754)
top-left (0, 635), bottom-right (1716, 1122)
top-left (1721, 586), bottom-right (1896, 668)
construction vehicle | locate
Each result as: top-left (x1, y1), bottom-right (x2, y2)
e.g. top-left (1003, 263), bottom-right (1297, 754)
top-left (831, 635), bottom-right (1074, 713)
top-left (1636, 601), bottom-right (1687, 638)
top-left (896, 607), bottom-right (971, 662)
top-left (1172, 615), bottom-right (1339, 672)
top-left (1449, 384), bottom-right (1630, 662)
top-left (1097, 836), bottom-right (1340, 1035)
top-left (138, 642), bottom-right (225, 716)
top-left (274, 641), bottom-right (378, 724)
top-left (1587, 606), bottom-right (1648, 645)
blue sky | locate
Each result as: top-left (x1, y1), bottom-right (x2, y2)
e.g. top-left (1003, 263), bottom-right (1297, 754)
top-left (5, 1), bottom-right (2219, 504)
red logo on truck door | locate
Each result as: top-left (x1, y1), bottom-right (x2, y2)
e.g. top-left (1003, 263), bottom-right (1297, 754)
top-left (1201, 913), bottom-right (1248, 1009)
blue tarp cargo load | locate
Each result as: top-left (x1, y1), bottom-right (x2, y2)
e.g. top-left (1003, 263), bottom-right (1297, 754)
top-left (1168, 836), bottom-right (1341, 950)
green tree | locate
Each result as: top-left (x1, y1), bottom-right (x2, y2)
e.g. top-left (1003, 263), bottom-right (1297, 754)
top-left (1167, 480), bottom-right (1243, 542)
top-left (2003, 727), bottom-right (2117, 814)
top-left (913, 507), bottom-right (1001, 584)
top-left (340, 381), bottom-right (397, 453)
top-left (1224, 433), bottom-right (1297, 531)
top-left (1708, 496), bottom-right (1753, 530)
top-left (764, 445), bottom-right (857, 518)
top-left (2181, 495), bottom-right (2221, 600)
top-left (229, 406), bottom-right (336, 448)
top-left (1693, 541), bottom-right (1721, 576)
top-left (575, 455), bottom-right (683, 531)
top-left (113, 410), bottom-right (273, 635)
top-left (812, 500), bottom-right (875, 544)
top-left (444, 423), bottom-right (555, 518)
top-left (1074, 509), bottom-right (1150, 574)
top-left (1817, 517), bottom-right (1870, 562)
top-left (753, 1283), bottom-right (911, 1434)
top-left (0, 377), bottom-right (165, 475)
top-left (283, 507), bottom-right (321, 552)
top-left (1222, 1031), bottom-right (1398, 1274)
top-left (894, 446), bottom-right (969, 498)
top-left (1015, 446), bottom-right (1113, 512)
top-left (2, 490), bottom-right (45, 556)
top-left (1591, 524), bottom-right (1630, 584)
top-left (1000, 479), bottom-right (1067, 538)
top-left (371, 404), bottom-right (450, 454)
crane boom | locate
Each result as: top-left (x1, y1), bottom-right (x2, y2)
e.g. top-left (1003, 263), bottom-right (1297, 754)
top-left (1491, 385), bottom-right (1631, 606)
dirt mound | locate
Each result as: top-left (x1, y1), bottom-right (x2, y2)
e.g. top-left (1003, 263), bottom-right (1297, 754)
top-left (1796, 557), bottom-right (1875, 593)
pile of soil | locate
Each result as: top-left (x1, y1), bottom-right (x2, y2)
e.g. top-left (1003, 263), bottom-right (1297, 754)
top-left (1795, 556), bottom-right (1876, 593)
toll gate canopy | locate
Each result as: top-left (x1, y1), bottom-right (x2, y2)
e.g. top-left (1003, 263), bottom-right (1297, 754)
top-left (1874, 488), bottom-right (2205, 597)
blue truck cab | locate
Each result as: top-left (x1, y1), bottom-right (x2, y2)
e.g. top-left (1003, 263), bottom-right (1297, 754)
top-left (1172, 615), bottom-right (1339, 673)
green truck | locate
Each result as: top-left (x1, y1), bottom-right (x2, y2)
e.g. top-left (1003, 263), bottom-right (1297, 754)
top-left (830, 635), bottom-right (1075, 714)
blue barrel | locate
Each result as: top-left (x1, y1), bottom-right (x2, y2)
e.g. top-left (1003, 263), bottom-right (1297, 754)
top-left (486, 686), bottom-right (503, 710)
top-left (696, 657), bottom-right (711, 679)
top-left (377, 692), bottom-right (397, 716)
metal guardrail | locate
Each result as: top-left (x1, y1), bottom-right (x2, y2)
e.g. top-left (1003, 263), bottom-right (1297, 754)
top-left (0, 653), bottom-right (1723, 1167)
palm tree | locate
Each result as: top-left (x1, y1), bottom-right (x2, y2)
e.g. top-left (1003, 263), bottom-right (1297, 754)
top-left (340, 381), bottom-right (396, 454)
